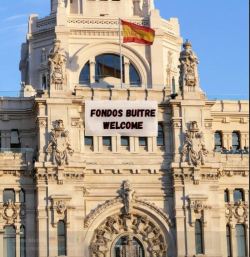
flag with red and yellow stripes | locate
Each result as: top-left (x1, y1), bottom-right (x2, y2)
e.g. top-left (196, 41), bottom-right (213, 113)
top-left (121, 20), bottom-right (155, 45)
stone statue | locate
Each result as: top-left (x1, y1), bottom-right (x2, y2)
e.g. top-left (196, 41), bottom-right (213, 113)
top-left (46, 120), bottom-right (74, 166)
top-left (182, 121), bottom-right (208, 166)
top-left (48, 39), bottom-right (67, 89)
top-left (120, 180), bottom-right (135, 216)
top-left (133, 0), bottom-right (143, 16)
top-left (178, 40), bottom-right (199, 90)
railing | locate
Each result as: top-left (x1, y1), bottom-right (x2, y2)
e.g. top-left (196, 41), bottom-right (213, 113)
top-left (214, 148), bottom-right (249, 155)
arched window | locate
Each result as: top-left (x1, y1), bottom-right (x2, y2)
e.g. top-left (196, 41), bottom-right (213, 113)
top-left (157, 123), bottom-right (164, 146)
top-left (20, 226), bottom-right (26, 257)
top-left (195, 219), bottom-right (204, 254)
top-left (226, 225), bottom-right (232, 257)
top-left (3, 189), bottom-right (15, 203)
top-left (79, 54), bottom-right (141, 87)
top-left (236, 224), bottom-right (246, 257)
top-left (20, 189), bottom-right (25, 204)
top-left (232, 131), bottom-right (240, 151)
top-left (214, 131), bottom-right (223, 151)
top-left (4, 225), bottom-right (16, 257)
top-left (58, 220), bottom-right (67, 256)
top-left (114, 236), bottom-right (145, 257)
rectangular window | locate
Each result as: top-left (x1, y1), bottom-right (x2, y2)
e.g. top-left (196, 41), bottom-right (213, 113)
top-left (139, 137), bottom-right (147, 147)
top-left (224, 189), bottom-right (229, 202)
top-left (3, 189), bottom-right (15, 203)
top-left (195, 219), bottom-right (204, 254)
top-left (85, 136), bottom-right (93, 150)
top-left (236, 224), bottom-right (246, 257)
top-left (157, 123), bottom-right (165, 147)
top-left (121, 136), bottom-right (129, 150)
top-left (10, 130), bottom-right (21, 150)
top-left (4, 226), bottom-right (16, 257)
top-left (58, 221), bottom-right (67, 256)
top-left (234, 189), bottom-right (244, 202)
top-left (103, 136), bottom-right (112, 150)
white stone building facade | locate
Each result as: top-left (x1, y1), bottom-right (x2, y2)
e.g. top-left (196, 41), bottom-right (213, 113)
top-left (0, 1), bottom-right (249, 257)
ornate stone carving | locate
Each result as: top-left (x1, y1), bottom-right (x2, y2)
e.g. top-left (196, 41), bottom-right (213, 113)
top-left (1, 200), bottom-right (19, 225)
top-left (179, 40), bottom-right (199, 90)
top-left (46, 120), bottom-right (74, 166)
top-left (90, 213), bottom-right (167, 257)
top-left (84, 181), bottom-right (173, 229)
top-left (225, 201), bottom-right (248, 226)
top-left (50, 195), bottom-right (72, 227)
top-left (48, 39), bottom-right (67, 89)
top-left (120, 180), bottom-right (135, 216)
top-left (182, 121), bottom-right (208, 167)
top-left (188, 196), bottom-right (211, 226)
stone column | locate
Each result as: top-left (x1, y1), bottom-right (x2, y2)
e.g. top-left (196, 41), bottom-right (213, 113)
top-left (90, 58), bottom-right (96, 84)
top-left (222, 132), bottom-right (230, 150)
top-left (164, 122), bottom-right (171, 154)
top-left (16, 227), bottom-right (21, 257)
top-left (36, 185), bottom-right (48, 257)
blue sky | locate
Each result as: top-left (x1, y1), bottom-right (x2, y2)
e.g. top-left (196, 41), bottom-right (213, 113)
top-left (0, 0), bottom-right (248, 99)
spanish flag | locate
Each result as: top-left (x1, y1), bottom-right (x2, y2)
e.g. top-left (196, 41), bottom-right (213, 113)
top-left (121, 20), bottom-right (155, 45)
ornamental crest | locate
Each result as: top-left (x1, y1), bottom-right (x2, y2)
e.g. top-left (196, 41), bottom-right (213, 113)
top-left (182, 121), bottom-right (208, 166)
top-left (2, 200), bottom-right (19, 225)
top-left (46, 120), bottom-right (74, 166)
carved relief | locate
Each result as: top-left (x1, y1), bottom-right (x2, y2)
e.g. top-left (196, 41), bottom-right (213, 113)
top-left (188, 196), bottom-right (211, 226)
top-left (90, 213), bottom-right (167, 257)
top-left (50, 195), bottom-right (72, 227)
top-left (120, 180), bottom-right (135, 216)
top-left (1, 200), bottom-right (19, 225)
top-left (182, 121), bottom-right (208, 167)
top-left (46, 120), bottom-right (74, 166)
top-left (225, 201), bottom-right (248, 226)
top-left (178, 40), bottom-right (199, 90)
top-left (48, 39), bottom-right (67, 89)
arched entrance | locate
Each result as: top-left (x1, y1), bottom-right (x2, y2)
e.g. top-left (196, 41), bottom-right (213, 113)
top-left (90, 213), bottom-right (167, 257)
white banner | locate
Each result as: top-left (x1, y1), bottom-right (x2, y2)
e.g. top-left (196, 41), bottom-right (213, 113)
top-left (85, 100), bottom-right (158, 136)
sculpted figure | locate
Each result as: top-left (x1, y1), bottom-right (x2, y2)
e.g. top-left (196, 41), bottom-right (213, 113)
top-left (179, 40), bottom-right (199, 90)
top-left (182, 121), bottom-right (208, 166)
top-left (48, 40), bottom-right (67, 89)
top-left (120, 180), bottom-right (135, 215)
top-left (46, 120), bottom-right (74, 166)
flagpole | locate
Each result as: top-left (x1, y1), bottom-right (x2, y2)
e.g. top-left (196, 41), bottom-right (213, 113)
top-left (119, 18), bottom-right (123, 88)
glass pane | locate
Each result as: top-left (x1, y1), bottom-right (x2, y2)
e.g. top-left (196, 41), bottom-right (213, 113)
top-left (157, 123), bottom-right (164, 146)
top-left (236, 224), bottom-right (246, 257)
top-left (232, 132), bottom-right (240, 150)
top-left (20, 190), bottom-right (25, 203)
top-left (20, 226), bottom-right (26, 257)
top-left (79, 61), bottom-right (90, 85)
top-left (4, 226), bottom-right (16, 257)
top-left (103, 137), bottom-right (111, 147)
top-left (121, 137), bottom-right (129, 147)
top-left (129, 64), bottom-right (141, 86)
top-left (58, 221), bottom-right (66, 256)
top-left (224, 190), bottom-right (229, 202)
top-left (195, 220), bottom-right (204, 254)
top-left (139, 137), bottom-right (147, 147)
top-left (95, 54), bottom-right (123, 82)
top-left (214, 132), bottom-right (222, 151)
top-left (234, 189), bottom-right (244, 202)
top-left (85, 136), bottom-right (93, 146)
top-left (3, 190), bottom-right (15, 203)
